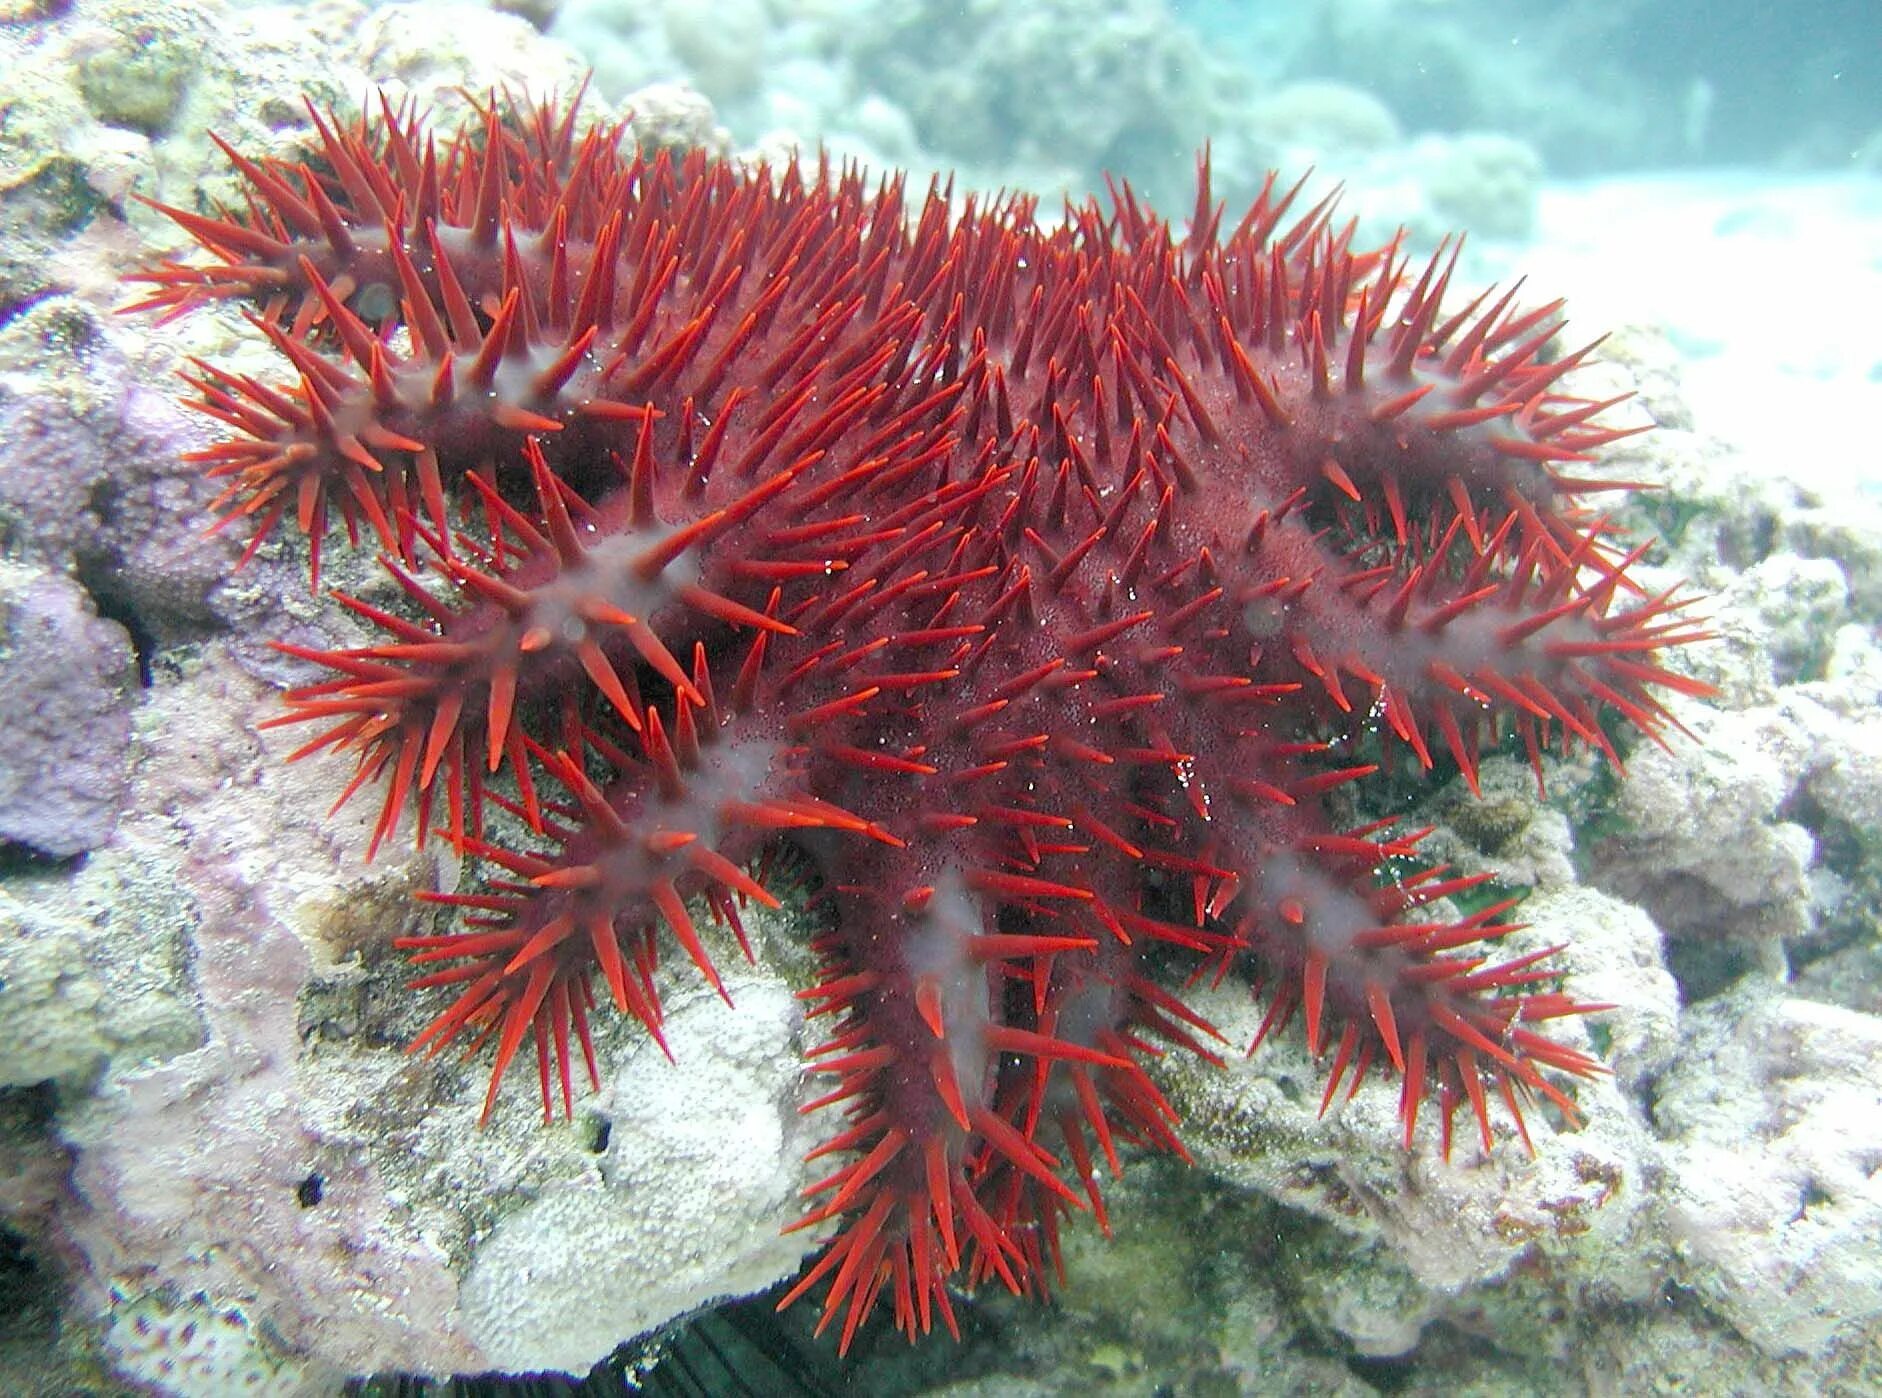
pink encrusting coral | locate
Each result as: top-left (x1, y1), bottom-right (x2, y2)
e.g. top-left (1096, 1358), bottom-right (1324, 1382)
top-left (128, 89), bottom-right (1711, 1351)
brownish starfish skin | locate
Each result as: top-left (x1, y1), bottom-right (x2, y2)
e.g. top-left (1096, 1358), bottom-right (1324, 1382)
top-left (129, 91), bottom-right (1709, 1351)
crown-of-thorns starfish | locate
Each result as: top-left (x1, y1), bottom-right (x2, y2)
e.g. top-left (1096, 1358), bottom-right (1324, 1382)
top-left (129, 87), bottom-right (1711, 1352)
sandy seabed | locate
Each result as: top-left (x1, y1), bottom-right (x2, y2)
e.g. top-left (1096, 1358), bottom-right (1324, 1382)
top-left (1515, 172), bottom-right (1882, 498)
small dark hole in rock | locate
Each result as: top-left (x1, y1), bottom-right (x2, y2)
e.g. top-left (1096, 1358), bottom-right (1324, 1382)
top-left (75, 556), bottom-right (156, 690)
top-left (296, 1173), bottom-right (324, 1207)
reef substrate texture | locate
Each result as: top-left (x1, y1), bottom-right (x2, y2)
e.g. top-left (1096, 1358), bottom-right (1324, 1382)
top-left (130, 94), bottom-right (1708, 1352)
